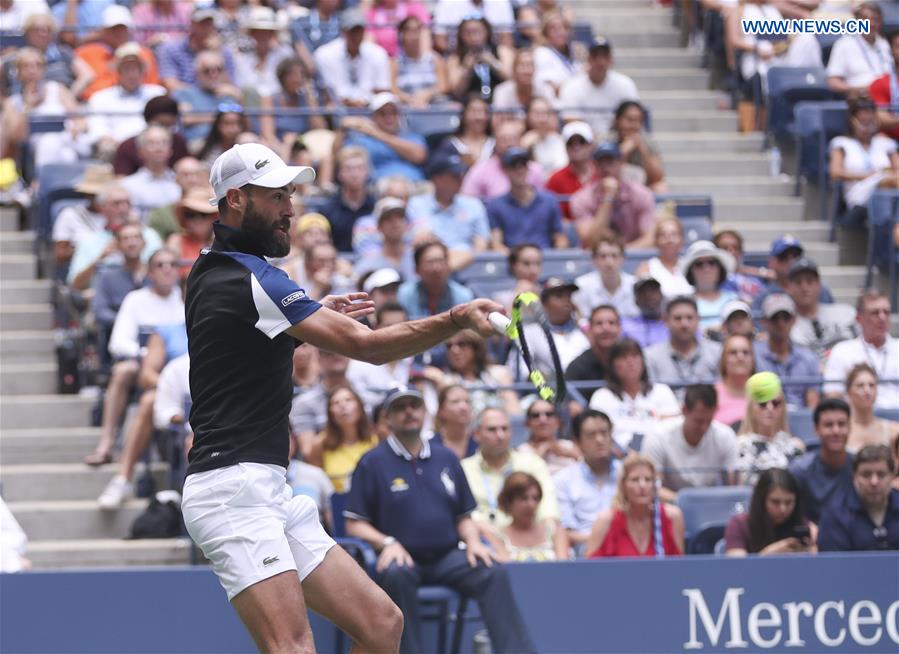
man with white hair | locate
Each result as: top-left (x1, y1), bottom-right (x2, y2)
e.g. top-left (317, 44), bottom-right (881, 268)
top-left (172, 50), bottom-right (242, 143)
top-left (120, 125), bottom-right (181, 219)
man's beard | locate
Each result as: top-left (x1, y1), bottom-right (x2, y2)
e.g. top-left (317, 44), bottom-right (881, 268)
top-left (241, 199), bottom-right (290, 258)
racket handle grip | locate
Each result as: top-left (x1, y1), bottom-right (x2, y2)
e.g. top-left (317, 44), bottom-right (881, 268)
top-left (487, 312), bottom-right (510, 335)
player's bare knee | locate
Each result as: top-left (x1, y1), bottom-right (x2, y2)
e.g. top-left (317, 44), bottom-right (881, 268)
top-left (362, 596), bottom-right (403, 651)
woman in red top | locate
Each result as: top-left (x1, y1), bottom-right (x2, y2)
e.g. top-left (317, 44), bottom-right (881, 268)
top-left (587, 453), bottom-right (684, 558)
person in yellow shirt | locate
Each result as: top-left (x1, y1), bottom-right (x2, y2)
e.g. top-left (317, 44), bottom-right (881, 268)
top-left (461, 407), bottom-right (560, 529)
top-left (307, 384), bottom-right (378, 492)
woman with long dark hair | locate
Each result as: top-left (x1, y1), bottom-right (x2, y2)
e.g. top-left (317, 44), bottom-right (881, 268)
top-left (446, 14), bottom-right (512, 102)
top-left (435, 93), bottom-right (494, 167)
top-left (305, 384), bottom-right (378, 493)
top-left (725, 468), bottom-right (817, 555)
top-left (714, 333), bottom-right (756, 428)
top-left (196, 105), bottom-right (250, 165)
top-left (588, 338), bottom-right (680, 451)
top-left (431, 384), bottom-right (477, 460)
top-left (610, 100), bottom-right (666, 191)
top-left (390, 15), bottom-right (446, 108)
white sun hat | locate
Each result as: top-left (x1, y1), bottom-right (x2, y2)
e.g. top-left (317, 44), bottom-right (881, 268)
top-left (209, 143), bottom-right (315, 206)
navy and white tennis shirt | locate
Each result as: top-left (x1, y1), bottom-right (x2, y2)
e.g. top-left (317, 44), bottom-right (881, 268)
top-left (185, 222), bottom-right (322, 476)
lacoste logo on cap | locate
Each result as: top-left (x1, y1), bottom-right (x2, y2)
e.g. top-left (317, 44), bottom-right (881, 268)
top-left (255, 159), bottom-right (269, 170)
top-left (262, 556), bottom-right (279, 566)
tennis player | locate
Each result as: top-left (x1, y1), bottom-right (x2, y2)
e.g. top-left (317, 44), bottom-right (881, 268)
top-left (181, 143), bottom-right (503, 653)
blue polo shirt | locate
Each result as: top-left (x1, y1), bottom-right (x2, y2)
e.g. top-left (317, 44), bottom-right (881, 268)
top-left (818, 487), bottom-right (899, 552)
top-left (788, 451), bottom-right (854, 523)
top-left (620, 316), bottom-right (669, 349)
top-left (344, 130), bottom-right (427, 182)
top-left (344, 435), bottom-right (477, 563)
top-left (320, 191), bottom-right (376, 253)
top-left (397, 279), bottom-right (474, 319)
top-left (486, 189), bottom-right (563, 249)
top-left (754, 340), bottom-right (820, 408)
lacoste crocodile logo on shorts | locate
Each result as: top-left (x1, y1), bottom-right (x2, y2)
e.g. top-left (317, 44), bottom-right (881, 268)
top-left (262, 556), bottom-right (279, 566)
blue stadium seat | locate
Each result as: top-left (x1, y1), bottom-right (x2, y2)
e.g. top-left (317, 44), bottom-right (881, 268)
top-left (456, 252), bottom-right (507, 284)
top-left (0, 31), bottom-right (26, 49)
top-left (654, 194), bottom-right (714, 221)
top-left (676, 486), bottom-right (752, 546)
top-left (542, 249), bottom-right (594, 279)
top-left (32, 162), bottom-right (99, 240)
top-left (623, 249), bottom-right (656, 274)
top-left (881, 0), bottom-right (899, 31)
top-left (793, 101), bottom-right (847, 200)
top-left (510, 412), bottom-right (528, 448)
top-left (329, 493), bottom-right (477, 654)
top-left (765, 67), bottom-right (836, 143)
top-left (864, 190), bottom-right (899, 310)
top-left (468, 278), bottom-right (516, 299)
top-left (681, 217), bottom-right (712, 244)
top-left (788, 409), bottom-right (818, 450)
top-left (815, 33), bottom-right (841, 67)
top-left (406, 108), bottom-right (459, 152)
top-left (571, 22), bottom-right (593, 47)
top-left (875, 409), bottom-right (899, 423)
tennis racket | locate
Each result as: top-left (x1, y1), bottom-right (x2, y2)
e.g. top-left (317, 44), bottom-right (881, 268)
top-left (488, 292), bottom-right (567, 404)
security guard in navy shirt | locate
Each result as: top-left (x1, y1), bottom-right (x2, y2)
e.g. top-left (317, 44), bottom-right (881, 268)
top-left (181, 142), bottom-right (505, 654)
top-left (346, 387), bottom-right (537, 654)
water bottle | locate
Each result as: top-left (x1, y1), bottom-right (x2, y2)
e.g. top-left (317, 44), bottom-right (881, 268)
top-left (768, 146), bottom-right (781, 178)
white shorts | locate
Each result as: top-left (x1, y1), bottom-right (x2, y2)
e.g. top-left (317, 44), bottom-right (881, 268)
top-left (182, 462), bottom-right (335, 601)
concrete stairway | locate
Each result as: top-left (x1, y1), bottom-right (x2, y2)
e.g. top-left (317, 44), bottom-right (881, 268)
top-left (0, 205), bottom-right (190, 569)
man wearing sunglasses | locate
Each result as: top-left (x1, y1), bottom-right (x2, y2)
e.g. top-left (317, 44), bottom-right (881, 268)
top-left (172, 51), bottom-right (241, 143)
top-left (818, 444), bottom-right (899, 551)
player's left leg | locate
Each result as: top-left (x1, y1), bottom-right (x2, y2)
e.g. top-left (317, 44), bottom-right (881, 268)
top-left (300, 545), bottom-right (404, 654)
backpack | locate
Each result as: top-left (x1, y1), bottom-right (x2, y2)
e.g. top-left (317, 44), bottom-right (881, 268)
top-left (128, 493), bottom-right (182, 539)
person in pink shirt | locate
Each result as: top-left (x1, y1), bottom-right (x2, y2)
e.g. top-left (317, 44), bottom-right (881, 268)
top-left (365, 0), bottom-right (431, 57)
top-left (714, 334), bottom-right (756, 428)
top-left (460, 119), bottom-right (544, 200)
top-left (132, 0), bottom-right (192, 49)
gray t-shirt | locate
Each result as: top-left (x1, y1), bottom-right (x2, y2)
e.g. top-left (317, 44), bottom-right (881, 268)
top-left (791, 303), bottom-right (857, 357)
top-left (289, 384), bottom-right (327, 435)
top-left (645, 339), bottom-right (722, 388)
top-left (644, 417), bottom-right (738, 492)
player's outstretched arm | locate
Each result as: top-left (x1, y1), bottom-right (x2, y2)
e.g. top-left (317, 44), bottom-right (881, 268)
top-left (288, 298), bottom-right (503, 366)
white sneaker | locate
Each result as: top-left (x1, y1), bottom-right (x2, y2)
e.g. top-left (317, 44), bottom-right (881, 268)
top-left (98, 475), bottom-right (134, 510)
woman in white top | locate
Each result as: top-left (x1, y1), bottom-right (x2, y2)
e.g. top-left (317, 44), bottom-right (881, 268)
top-left (589, 337), bottom-right (681, 452)
top-left (532, 10), bottom-right (585, 97)
top-left (846, 363), bottom-right (899, 453)
top-left (829, 97), bottom-right (899, 214)
top-left (635, 216), bottom-right (693, 298)
top-left (492, 48), bottom-right (556, 114)
top-left (521, 96), bottom-right (567, 175)
top-left (736, 373), bottom-right (805, 485)
top-left (1, 47), bottom-right (88, 168)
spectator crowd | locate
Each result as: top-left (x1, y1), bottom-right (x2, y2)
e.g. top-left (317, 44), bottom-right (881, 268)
top-left (1, 0), bottom-right (899, 649)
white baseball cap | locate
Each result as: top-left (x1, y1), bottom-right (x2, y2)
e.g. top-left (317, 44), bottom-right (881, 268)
top-left (562, 121), bottom-right (594, 144)
top-left (208, 143), bottom-right (315, 206)
top-left (362, 268), bottom-right (402, 294)
top-left (102, 4), bottom-right (133, 28)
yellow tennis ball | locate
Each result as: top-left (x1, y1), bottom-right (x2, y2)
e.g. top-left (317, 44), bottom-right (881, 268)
top-left (746, 372), bottom-right (782, 404)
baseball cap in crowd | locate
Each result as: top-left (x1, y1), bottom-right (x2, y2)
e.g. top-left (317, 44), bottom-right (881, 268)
top-left (762, 293), bottom-right (796, 319)
top-left (102, 4), bottom-right (133, 28)
top-left (593, 141), bottom-right (621, 161)
top-left (383, 386), bottom-right (424, 412)
top-left (115, 42), bottom-right (142, 63)
top-left (340, 7), bottom-right (366, 30)
top-left (363, 268), bottom-right (402, 294)
top-left (633, 275), bottom-right (661, 293)
top-left (209, 143), bottom-right (315, 206)
top-left (746, 372), bottom-right (783, 404)
top-left (500, 147), bottom-right (530, 168)
top-left (191, 5), bottom-right (217, 22)
top-left (787, 257), bottom-right (819, 279)
top-left (720, 300), bottom-right (751, 323)
top-left (770, 235), bottom-right (804, 258)
top-left (374, 197), bottom-right (406, 223)
top-left (370, 92), bottom-right (399, 113)
top-left (245, 6), bottom-right (279, 31)
top-left (296, 212), bottom-right (330, 235)
top-left (562, 121), bottom-right (594, 144)
top-left (75, 164), bottom-right (116, 195)
top-left (589, 35), bottom-right (613, 54)
top-left (426, 154), bottom-right (466, 178)
top-left (541, 277), bottom-right (578, 300)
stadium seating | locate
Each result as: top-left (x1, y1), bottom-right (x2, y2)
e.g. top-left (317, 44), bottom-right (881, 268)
top-left (765, 67), bottom-right (836, 144)
top-left (864, 190), bottom-right (899, 309)
top-left (32, 162), bottom-right (99, 241)
top-left (792, 101), bottom-right (847, 199)
top-left (788, 409), bottom-right (818, 450)
top-left (677, 486), bottom-right (753, 553)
